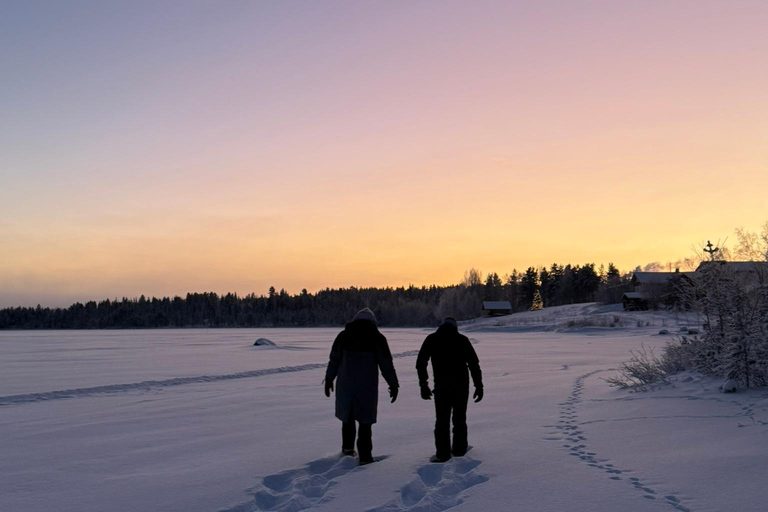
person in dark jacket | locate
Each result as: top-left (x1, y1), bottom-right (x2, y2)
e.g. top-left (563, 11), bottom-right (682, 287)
top-left (416, 317), bottom-right (483, 462)
top-left (325, 308), bottom-right (399, 465)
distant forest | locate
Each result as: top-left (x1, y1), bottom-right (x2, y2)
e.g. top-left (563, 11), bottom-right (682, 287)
top-left (0, 264), bottom-right (631, 329)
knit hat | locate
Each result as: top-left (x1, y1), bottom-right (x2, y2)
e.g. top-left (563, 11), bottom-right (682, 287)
top-left (443, 317), bottom-right (458, 328)
top-left (353, 308), bottom-right (377, 324)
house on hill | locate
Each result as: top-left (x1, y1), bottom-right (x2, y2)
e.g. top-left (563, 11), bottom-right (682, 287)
top-left (624, 270), bottom-right (696, 310)
top-left (695, 261), bottom-right (768, 287)
top-left (623, 263), bottom-right (768, 310)
top-left (482, 301), bottom-right (512, 316)
top-left (631, 271), bottom-right (695, 293)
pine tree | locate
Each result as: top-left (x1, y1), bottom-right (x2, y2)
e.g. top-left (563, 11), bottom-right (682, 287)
top-left (539, 267), bottom-right (551, 305)
top-left (520, 267), bottom-right (539, 309)
top-left (505, 270), bottom-right (521, 312)
top-left (546, 263), bottom-right (564, 307)
top-left (606, 262), bottom-right (621, 282)
top-left (483, 272), bottom-right (503, 301)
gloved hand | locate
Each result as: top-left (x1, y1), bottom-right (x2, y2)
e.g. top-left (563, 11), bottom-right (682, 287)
top-left (389, 386), bottom-right (398, 403)
top-left (420, 385), bottom-right (433, 401)
top-left (324, 379), bottom-right (334, 397)
top-left (473, 387), bottom-right (484, 403)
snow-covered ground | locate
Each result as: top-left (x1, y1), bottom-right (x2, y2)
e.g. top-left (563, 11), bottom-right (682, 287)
top-left (2, 305), bottom-right (767, 512)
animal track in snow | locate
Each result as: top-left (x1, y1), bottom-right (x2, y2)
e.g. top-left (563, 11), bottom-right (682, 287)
top-left (220, 454), bottom-right (377, 512)
top-left (366, 456), bottom-right (489, 512)
top-left (545, 370), bottom-right (693, 512)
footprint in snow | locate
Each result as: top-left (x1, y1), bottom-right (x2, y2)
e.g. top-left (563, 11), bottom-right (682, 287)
top-left (366, 456), bottom-right (489, 512)
top-left (221, 454), bottom-right (382, 512)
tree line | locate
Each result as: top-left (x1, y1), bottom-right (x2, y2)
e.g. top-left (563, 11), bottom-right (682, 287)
top-left (0, 263), bottom-right (632, 329)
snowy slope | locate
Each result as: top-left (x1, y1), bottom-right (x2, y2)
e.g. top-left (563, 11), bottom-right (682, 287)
top-left (1, 318), bottom-right (766, 512)
top-left (462, 302), bottom-right (703, 333)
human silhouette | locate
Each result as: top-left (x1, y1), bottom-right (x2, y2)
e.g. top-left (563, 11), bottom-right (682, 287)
top-left (325, 308), bottom-right (399, 465)
top-left (416, 317), bottom-right (483, 462)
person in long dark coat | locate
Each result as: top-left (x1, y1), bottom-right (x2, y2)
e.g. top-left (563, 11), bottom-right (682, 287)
top-left (416, 317), bottom-right (483, 462)
top-left (325, 308), bottom-right (399, 465)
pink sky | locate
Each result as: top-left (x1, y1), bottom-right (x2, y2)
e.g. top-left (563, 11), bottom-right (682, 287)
top-left (1, 1), bottom-right (767, 307)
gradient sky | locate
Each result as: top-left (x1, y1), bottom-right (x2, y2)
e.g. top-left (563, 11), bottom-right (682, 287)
top-left (2, 1), bottom-right (767, 307)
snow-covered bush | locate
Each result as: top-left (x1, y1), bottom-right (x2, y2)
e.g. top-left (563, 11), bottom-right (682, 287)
top-left (604, 344), bottom-right (676, 390)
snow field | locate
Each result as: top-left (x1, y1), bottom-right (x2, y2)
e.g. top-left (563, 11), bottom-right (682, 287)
top-left (2, 315), bottom-right (767, 512)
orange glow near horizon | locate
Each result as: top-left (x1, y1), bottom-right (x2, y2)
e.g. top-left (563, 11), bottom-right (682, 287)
top-left (1, 1), bottom-right (767, 307)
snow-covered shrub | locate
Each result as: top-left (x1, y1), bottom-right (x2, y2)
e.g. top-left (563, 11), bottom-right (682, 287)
top-left (604, 344), bottom-right (672, 390)
top-left (606, 339), bottom-right (702, 390)
top-left (657, 341), bottom-right (691, 373)
top-left (674, 334), bottom-right (721, 377)
top-left (563, 315), bottom-right (623, 329)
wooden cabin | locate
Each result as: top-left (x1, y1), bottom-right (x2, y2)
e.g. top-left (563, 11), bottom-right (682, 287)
top-left (622, 292), bottom-right (649, 311)
top-left (482, 301), bottom-right (512, 316)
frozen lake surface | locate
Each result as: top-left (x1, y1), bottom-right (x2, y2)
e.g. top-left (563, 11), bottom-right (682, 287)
top-left (2, 309), bottom-right (767, 512)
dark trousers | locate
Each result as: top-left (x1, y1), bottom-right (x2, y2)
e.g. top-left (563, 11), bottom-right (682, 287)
top-left (434, 391), bottom-right (469, 459)
top-left (342, 408), bottom-right (372, 461)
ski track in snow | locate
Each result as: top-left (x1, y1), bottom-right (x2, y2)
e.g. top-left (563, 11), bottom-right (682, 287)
top-left (219, 454), bottom-right (370, 512)
top-left (544, 370), bottom-right (695, 512)
top-left (365, 456), bottom-right (489, 512)
top-left (0, 350), bottom-right (420, 408)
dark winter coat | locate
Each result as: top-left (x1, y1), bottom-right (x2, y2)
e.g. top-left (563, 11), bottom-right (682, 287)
top-left (416, 323), bottom-right (482, 396)
top-left (325, 319), bottom-right (399, 424)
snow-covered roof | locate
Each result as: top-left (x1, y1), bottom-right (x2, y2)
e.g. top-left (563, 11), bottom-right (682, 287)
top-left (622, 292), bottom-right (649, 300)
top-left (696, 261), bottom-right (768, 273)
top-left (482, 301), bottom-right (512, 310)
top-left (632, 272), bottom-right (695, 284)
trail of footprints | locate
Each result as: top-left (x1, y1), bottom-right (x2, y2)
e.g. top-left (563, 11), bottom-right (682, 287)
top-left (544, 370), bottom-right (692, 512)
top-left (222, 454), bottom-right (488, 512)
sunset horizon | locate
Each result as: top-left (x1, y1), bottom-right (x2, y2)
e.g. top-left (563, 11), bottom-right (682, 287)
top-left (3, 1), bottom-right (766, 307)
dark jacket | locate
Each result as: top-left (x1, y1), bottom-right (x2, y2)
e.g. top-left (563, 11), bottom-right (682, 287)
top-left (325, 319), bottom-right (399, 424)
top-left (416, 323), bottom-right (482, 395)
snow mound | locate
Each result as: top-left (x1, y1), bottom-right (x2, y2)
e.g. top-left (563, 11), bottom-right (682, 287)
top-left (721, 379), bottom-right (738, 393)
top-left (253, 338), bottom-right (277, 347)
